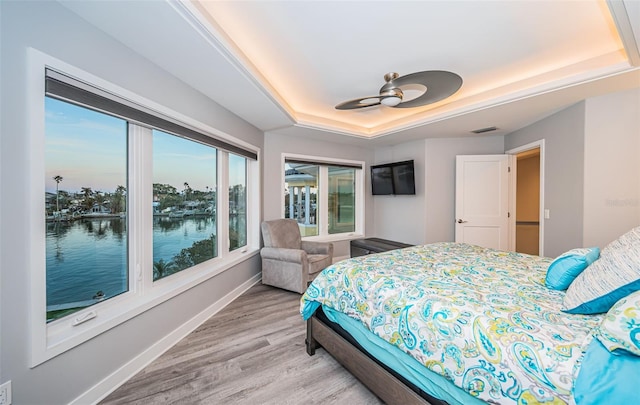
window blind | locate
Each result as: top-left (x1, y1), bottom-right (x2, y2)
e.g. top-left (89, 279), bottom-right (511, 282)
top-left (45, 68), bottom-right (257, 160)
top-left (285, 158), bottom-right (362, 169)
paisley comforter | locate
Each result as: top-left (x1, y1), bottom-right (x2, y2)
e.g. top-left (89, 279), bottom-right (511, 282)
top-left (301, 243), bottom-right (602, 404)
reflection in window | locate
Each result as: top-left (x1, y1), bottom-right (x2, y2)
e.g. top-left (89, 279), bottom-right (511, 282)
top-left (284, 163), bottom-right (319, 237)
top-left (328, 166), bottom-right (355, 234)
top-left (229, 154), bottom-right (247, 251)
top-left (152, 130), bottom-right (217, 280)
top-left (45, 97), bottom-right (128, 322)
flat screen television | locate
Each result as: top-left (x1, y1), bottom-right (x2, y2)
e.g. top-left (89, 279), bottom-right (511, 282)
top-left (371, 160), bottom-right (415, 195)
top-left (371, 165), bottom-right (394, 195)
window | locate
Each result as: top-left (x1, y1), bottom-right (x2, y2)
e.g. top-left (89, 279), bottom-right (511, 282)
top-left (284, 163), bottom-right (319, 236)
top-left (31, 59), bottom-right (259, 365)
top-left (328, 166), bottom-right (356, 234)
top-left (284, 156), bottom-right (364, 239)
top-left (45, 97), bottom-right (129, 322)
top-left (229, 153), bottom-right (247, 251)
top-left (152, 130), bottom-right (217, 280)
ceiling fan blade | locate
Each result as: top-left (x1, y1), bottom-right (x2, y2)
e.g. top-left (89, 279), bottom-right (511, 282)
top-left (389, 70), bottom-right (463, 108)
top-left (335, 96), bottom-right (381, 110)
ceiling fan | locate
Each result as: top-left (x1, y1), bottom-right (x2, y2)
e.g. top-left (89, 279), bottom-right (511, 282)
top-left (335, 70), bottom-right (463, 110)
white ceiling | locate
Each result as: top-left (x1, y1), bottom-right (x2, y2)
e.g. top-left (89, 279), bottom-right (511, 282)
top-left (61, 0), bottom-right (640, 146)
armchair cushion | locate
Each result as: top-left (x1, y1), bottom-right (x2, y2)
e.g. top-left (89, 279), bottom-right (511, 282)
top-left (261, 219), bottom-right (301, 249)
top-left (260, 247), bottom-right (305, 264)
top-left (301, 240), bottom-right (333, 256)
top-left (307, 254), bottom-right (332, 276)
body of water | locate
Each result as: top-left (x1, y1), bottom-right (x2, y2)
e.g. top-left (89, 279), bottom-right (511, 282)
top-left (46, 216), bottom-right (216, 309)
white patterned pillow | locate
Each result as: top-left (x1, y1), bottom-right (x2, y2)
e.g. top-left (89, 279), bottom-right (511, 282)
top-left (595, 290), bottom-right (640, 356)
top-left (562, 226), bottom-right (640, 314)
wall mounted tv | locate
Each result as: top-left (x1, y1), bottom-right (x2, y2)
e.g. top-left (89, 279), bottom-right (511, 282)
top-left (371, 160), bottom-right (416, 195)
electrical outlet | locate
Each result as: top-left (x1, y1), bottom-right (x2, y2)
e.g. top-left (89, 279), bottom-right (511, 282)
top-left (0, 380), bottom-right (12, 405)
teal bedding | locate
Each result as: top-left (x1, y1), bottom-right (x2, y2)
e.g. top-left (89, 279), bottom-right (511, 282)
top-left (301, 242), bottom-right (603, 404)
top-left (323, 306), bottom-right (485, 405)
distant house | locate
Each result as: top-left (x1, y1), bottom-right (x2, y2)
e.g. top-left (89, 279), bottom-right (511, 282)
top-left (90, 204), bottom-right (110, 214)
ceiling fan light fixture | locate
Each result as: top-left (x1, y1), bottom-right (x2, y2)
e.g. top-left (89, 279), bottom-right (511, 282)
top-left (381, 96), bottom-right (402, 107)
top-left (380, 88), bottom-right (403, 107)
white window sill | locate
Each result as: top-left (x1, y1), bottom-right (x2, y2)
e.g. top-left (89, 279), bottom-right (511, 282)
top-left (301, 233), bottom-right (365, 244)
top-left (35, 247), bottom-right (260, 367)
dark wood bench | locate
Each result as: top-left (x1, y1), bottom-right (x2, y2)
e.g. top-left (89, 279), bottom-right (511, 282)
top-left (350, 237), bottom-right (413, 257)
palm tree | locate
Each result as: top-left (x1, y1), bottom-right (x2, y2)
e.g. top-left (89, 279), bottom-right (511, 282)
top-left (112, 185), bottom-right (126, 214)
top-left (81, 187), bottom-right (94, 211)
top-left (183, 182), bottom-right (190, 201)
top-left (153, 259), bottom-right (176, 281)
top-left (94, 192), bottom-right (106, 210)
top-left (53, 175), bottom-right (63, 212)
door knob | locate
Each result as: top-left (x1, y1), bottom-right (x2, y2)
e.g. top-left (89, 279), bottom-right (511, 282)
top-left (457, 219), bottom-right (468, 223)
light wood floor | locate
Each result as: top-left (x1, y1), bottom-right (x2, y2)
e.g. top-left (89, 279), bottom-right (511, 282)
top-left (101, 283), bottom-right (384, 404)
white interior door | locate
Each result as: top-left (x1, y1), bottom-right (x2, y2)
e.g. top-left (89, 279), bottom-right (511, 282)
top-left (455, 155), bottom-right (513, 250)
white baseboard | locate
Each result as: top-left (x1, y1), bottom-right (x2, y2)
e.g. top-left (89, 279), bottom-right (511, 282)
top-left (71, 273), bottom-right (262, 405)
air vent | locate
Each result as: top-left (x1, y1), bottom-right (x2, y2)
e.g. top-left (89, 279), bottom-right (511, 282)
top-left (471, 126), bottom-right (497, 134)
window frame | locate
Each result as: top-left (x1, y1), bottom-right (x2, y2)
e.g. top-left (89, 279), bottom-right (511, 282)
top-left (281, 153), bottom-right (365, 242)
top-left (228, 153), bottom-right (248, 252)
top-left (28, 49), bottom-right (260, 366)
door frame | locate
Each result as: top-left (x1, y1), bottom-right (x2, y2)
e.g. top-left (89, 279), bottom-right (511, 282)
top-left (506, 140), bottom-right (545, 256)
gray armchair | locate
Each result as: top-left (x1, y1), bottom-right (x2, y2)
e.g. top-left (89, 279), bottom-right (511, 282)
top-left (260, 219), bottom-right (333, 293)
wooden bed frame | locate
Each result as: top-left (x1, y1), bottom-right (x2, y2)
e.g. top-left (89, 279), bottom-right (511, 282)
top-left (305, 310), bottom-right (440, 405)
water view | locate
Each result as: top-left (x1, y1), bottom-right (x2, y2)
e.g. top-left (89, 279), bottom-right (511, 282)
top-left (44, 96), bottom-right (246, 323)
top-left (46, 216), bottom-right (217, 309)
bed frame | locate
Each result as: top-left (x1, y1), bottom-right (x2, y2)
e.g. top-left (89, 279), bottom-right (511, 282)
top-left (305, 309), bottom-right (443, 405)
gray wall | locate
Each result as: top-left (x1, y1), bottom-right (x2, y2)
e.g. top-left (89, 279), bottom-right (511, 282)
top-left (506, 89), bottom-right (640, 255)
top-left (424, 136), bottom-right (505, 243)
top-left (583, 87), bottom-right (640, 247)
top-left (372, 136), bottom-right (504, 245)
top-left (264, 132), bottom-right (505, 251)
top-left (505, 103), bottom-right (586, 257)
top-left (373, 139), bottom-right (427, 244)
top-left (376, 89), bottom-right (639, 252)
top-left (0, 2), bottom-right (262, 404)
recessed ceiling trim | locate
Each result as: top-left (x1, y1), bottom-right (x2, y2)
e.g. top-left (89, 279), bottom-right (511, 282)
top-left (289, 62), bottom-right (640, 140)
top-left (173, 1), bottom-right (638, 139)
top-left (367, 65), bottom-right (640, 139)
top-left (607, 0), bottom-right (640, 66)
top-left (173, 0), bottom-right (297, 122)
top-left (293, 116), bottom-right (374, 139)
top-left (296, 48), bottom-right (631, 138)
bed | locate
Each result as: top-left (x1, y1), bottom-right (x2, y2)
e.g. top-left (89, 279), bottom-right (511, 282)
top-left (301, 235), bottom-right (640, 404)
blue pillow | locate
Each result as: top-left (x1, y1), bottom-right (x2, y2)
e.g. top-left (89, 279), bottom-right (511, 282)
top-left (545, 247), bottom-right (600, 290)
top-left (563, 227), bottom-right (640, 314)
top-left (573, 338), bottom-right (640, 404)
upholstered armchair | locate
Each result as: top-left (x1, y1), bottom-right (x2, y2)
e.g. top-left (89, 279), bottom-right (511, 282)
top-left (260, 219), bottom-right (333, 293)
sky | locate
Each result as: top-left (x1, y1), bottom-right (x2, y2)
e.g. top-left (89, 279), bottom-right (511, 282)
top-left (45, 97), bottom-right (245, 195)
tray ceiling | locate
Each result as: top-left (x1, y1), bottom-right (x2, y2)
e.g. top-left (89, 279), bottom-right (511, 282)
top-left (60, 0), bottom-right (640, 144)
